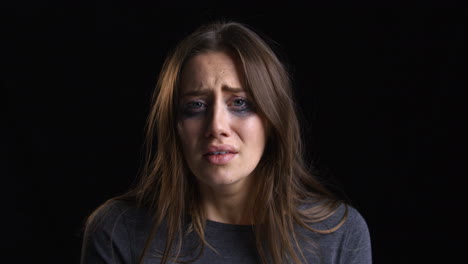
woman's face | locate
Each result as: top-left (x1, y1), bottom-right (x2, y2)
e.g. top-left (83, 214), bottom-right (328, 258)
top-left (177, 51), bottom-right (266, 190)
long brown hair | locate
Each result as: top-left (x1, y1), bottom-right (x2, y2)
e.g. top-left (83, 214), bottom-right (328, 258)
top-left (85, 21), bottom-right (347, 264)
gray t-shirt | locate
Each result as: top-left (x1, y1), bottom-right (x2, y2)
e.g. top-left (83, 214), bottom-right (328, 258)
top-left (81, 200), bottom-right (371, 263)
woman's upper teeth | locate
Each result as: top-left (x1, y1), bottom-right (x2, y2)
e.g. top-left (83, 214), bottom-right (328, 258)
top-left (211, 151), bottom-right (229, 155)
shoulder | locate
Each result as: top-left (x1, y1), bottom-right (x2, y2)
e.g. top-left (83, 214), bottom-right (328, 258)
top-left (81, 199), bottom-right (152, 264)
top-left (84, 199), bottom-right (155, 240)
top-left (299, 201), bottom-right (372, 263)
top-left (85, 199), bottom-right (140, 231)
top-left (341, 205), bottom-right (370, 237)
top-left (299, 200), bottom-right (368, 234)
top-left (323, 203), bottom-right (369, 235)
top-left (332, 205), bottom-right (372, 263)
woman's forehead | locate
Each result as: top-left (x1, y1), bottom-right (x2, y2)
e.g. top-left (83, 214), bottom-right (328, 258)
top-left (179, 52), bottom-right (246, 96)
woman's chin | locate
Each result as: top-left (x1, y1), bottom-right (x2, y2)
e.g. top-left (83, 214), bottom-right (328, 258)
top-left (197, 173), bottom-right (250, 190)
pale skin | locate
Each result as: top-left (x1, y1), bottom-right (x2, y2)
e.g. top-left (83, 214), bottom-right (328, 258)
top-left (177, 51), bottom-right (267, 225)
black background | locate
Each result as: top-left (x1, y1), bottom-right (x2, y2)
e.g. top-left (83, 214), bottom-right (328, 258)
top-left (5, 6), bottom-right (465, 264)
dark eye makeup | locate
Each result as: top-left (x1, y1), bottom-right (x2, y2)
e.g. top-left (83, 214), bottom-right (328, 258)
top-left (181, 101), bottom-right (207, 117)
top-left (230, 98), bottom-right (252, 112)
top-left (181, 97), bottom-right (254, 117)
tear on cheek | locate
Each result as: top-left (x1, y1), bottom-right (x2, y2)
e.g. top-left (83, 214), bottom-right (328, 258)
top-left (232, 110), bottom-right (255, 118)
top-left (181, 111), bottom-right (205, 119)
top-left (177, 123), bottom-right (184, 136)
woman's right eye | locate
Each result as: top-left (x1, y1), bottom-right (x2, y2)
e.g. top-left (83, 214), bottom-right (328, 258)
top-left (182, 101), bottom-right (206, 116)
top-left (186, 101), bottom-right (205, 109)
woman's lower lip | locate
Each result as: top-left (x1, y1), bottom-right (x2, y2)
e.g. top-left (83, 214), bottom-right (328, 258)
top-left (203, 153), bottom-right (237, 165)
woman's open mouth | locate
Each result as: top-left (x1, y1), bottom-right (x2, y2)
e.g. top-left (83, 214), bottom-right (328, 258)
top-left (203, 151), bottom-right (237, 165)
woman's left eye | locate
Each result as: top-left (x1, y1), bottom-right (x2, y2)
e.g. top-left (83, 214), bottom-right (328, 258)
top-left (232, 99), bottom-right (247, 107)
top-left (230, 98), bottom-right (253, 112)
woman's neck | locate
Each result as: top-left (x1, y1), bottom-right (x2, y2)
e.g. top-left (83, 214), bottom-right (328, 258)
top-left (199, 178), bottom-right (256, 225)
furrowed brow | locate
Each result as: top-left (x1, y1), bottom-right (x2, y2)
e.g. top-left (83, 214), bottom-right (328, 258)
top-left (222, 85), bottom-right (244, 94)
top-left (181, 86), bottom-right (245, 98)
top-left (180, 89), bottom-right (211, 98)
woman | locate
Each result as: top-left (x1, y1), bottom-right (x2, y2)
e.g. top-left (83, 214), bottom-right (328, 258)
top-left (81, 21), bottom-right (372, 264)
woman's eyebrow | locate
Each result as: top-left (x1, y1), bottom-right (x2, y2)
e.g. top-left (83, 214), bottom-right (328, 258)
top-left (181, 85), bottom-right (244, 98)
top-left (222, 85), bottom-right (244, 94)
top-left (180, 89), bottom-right (211, 99)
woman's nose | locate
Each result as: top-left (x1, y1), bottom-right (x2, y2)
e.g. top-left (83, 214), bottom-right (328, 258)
top-left (204, 103), bottom-right (231, 139)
